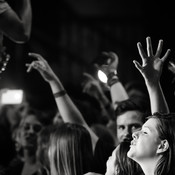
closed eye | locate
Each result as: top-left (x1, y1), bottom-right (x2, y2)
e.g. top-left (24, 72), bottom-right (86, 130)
top-left (142, 130), bottom-right (148, 134)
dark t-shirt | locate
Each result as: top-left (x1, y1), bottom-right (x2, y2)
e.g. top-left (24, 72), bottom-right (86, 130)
top-left (93, 138), bottom-right (115, 174)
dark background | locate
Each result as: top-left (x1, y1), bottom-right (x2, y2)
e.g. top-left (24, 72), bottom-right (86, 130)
top-left (2, 0), bottom-right (175, 111)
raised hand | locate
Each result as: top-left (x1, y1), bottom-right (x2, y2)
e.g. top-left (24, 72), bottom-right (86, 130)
top-left (133, 37), bottom-right (171, 85)
top-left (26, 52), bottom-right (57, 82)
top-left (133, 37), bottom-right (171, 114)
top-left (99, 51), bottom-right (119, 76)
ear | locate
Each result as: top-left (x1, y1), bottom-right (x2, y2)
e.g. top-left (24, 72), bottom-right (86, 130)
top-left (157, 140), bottom-right (169, 154)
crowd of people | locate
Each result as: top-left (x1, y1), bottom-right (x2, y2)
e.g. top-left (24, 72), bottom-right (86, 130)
top-left (1, 1), bottom-right (175, 175)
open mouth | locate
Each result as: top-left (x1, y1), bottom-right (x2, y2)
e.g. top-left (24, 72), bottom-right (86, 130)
top-left (123, 137), bottom-right (132, 142)
top-left (130, 140), bottom-right (136, 146)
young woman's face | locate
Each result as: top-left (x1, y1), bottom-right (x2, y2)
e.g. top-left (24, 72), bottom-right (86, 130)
top-left (127, 118), bottom-right (161, 163)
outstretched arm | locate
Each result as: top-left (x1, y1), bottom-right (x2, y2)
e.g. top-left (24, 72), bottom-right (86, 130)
top-left (26, 53), bottom-right (98, 152)
top-left (133, 37), bottom-right (170, 114)
top-left (99, 51), bottom-right (129, 110)
top-left (0, 0), bottom-right (32, 43)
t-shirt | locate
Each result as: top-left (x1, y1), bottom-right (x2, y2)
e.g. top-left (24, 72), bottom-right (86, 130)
top-left (93, 138), bottom-right (115, 174)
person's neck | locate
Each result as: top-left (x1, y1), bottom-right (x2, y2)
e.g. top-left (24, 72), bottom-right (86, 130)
top-left (23, 149), bottom-right (36, 164)
top-left (139, 158), bottom-right (159, 175)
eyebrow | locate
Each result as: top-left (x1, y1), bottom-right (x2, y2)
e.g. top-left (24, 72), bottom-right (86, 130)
top-left (142, 126), bottom-right (152, 132)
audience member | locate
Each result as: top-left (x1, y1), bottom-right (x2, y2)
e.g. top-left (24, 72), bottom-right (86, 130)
top-left (84, 37), bottom-right (171, 175)
top-left (4, 107), bottom-right (50, 175)
top-left (126, 37), bottom-right (171, 175)
top-left (25, 36), bottom-right (170, 175)
top-left (48, 123), bottom-right (94, 175)
top-left (99, 51), bottom-right (149, 145)
top-left (99, 39), bottom-right (170, 144)
top-left (127, 112), bottom-right (175, 175)
top-left (85, 141), bottom-right (143, 175)
top-left (26, 53), bottom-right (115, 174)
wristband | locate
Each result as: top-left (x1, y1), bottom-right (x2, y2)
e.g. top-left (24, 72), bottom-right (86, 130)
top-left (53, 90), bottom-right (67, 98)
top-left (107, 75), bottom-right (119, 87)
top-left (107, 70), bottom-right (118, 79)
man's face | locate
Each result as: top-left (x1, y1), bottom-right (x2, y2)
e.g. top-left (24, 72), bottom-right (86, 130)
top-left (116, 110), bottom-right (144, 143)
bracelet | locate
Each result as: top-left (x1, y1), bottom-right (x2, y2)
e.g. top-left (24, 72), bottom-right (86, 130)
top-left (53, 90), bottom-right (67, 98)
top-left (107, 75), bottom-right (120, 87)
top-left (107, 70), bottom-right (118, 79)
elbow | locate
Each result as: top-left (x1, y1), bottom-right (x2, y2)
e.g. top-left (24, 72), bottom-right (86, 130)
top-left (9, 25), bottom-right (31, 43)
top-left (14, 31), bottom-right (31, 43)
top-left (18, 33), bottom-right (30, 43)
top-left (9, 32), bottom-right (31, 44)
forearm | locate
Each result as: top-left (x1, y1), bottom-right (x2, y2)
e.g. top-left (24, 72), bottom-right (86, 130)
top-left (146, 81), bottom-right (169, 114)
top-left (49, 78), bottom-right (84, 123)
top-left (49, 78), bottom-right (99, 151)
top-left (110, 82), bottom-right (129, 110)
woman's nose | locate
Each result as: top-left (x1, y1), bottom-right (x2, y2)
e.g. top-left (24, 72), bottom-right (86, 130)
top-left (132, 130), bottom-right (139, 139)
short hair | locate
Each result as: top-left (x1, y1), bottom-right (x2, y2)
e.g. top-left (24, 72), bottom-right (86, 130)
top-left (49, 123), bottom-right (93, 175)
top-left (115, 98), bottom-right (149, 122)
top-left (148, 112), bottom-right (175, 175)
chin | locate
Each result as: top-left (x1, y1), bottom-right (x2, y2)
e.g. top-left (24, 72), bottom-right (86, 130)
top-left (127, 147), bottom-right (135, 159)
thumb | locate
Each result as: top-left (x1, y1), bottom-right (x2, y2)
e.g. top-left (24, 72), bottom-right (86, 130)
top-left (133, 60), bottom-right (142, 72)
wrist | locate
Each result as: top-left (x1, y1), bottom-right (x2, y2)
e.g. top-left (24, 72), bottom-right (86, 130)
top-left (53, 90), bottom-right (67, 98)
top-left (145, 79), bottom-right (160, 87)
top-left (107, 70), bottom-right (118, 79)
top-left (107, 71), bottom-right (119, 87)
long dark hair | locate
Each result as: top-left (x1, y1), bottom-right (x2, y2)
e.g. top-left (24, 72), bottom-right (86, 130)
top-left (149, 112), bottom-right (175, 175)
top-left (115, 141), bottom-right (143, 175)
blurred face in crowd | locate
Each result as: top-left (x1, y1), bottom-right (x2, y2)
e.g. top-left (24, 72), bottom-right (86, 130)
top-left (116, 110), bottom-right (144, 143)
top-left (19, 114), bottom-right (43, 150)
top-left (127, 118), bottom-right (162, 163)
